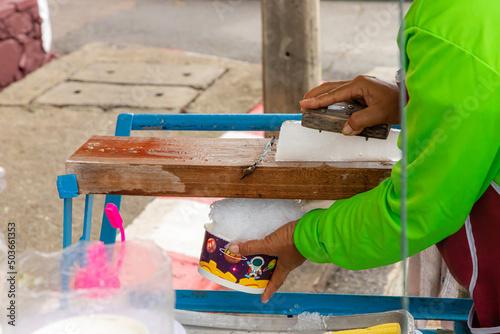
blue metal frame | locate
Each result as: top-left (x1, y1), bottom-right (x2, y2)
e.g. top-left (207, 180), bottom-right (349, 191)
top-left (57, 113), bottom-right (473, 331)
top-left (80, 194), bottom-right (93, 242)
top-left (99, 114), bottom-right (133, 244)
top-left (62, 198), bottom-right (73, 248)
top-left (175, 291), bottom-right (472, 321)
top-left (98, 113), bottom-right (302, 245)
top-left (57, 174), bottom-right (79, 248)
top-left (128, 113), bottom-right (302, 132)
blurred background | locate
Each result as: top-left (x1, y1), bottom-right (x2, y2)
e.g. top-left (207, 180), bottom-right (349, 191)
top-left (50, 0), bottom-right (410, 80)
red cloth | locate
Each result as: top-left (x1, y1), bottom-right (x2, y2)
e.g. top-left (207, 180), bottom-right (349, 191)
top-left (437, 184), bottom-right (500, 332)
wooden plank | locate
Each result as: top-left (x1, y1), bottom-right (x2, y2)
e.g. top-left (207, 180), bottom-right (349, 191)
top-left (66, 136), bottom-right (394, 200)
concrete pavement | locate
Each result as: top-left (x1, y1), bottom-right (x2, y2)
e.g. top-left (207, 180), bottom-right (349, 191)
top-left (49, 0), bottom-right (409, 80)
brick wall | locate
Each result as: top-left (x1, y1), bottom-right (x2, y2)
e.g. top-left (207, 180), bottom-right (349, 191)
top-left (0, 0), bottom-right (55, 90)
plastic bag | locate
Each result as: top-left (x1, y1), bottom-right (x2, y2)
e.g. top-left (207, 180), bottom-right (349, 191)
top-left (4, 240), bottom-right (174, 333)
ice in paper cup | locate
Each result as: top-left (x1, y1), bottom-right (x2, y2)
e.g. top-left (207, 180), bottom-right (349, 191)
top-left (198, 226), bottom-right (277, 294)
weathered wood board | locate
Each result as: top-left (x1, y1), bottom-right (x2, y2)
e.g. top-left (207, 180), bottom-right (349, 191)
top-left (66, 136), bottom-right (394, 200)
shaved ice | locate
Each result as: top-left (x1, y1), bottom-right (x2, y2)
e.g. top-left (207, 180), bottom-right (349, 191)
top-left (206, 198), bottom-right (304, 241)
top-left (291, 312), bottom-right (327, 331)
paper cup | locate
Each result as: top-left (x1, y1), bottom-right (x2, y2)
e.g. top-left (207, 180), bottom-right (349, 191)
top-left (198, 226), bottom-right (277, 294)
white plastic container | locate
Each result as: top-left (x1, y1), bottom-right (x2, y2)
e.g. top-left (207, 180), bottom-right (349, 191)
top-left (32, 314), bottom-right (149, 334)
top-left (12, 241), bottom-right (176, 334)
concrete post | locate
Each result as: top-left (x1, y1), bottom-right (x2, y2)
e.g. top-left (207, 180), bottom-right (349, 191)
top-left (261, 0), bottom-right (321, 115)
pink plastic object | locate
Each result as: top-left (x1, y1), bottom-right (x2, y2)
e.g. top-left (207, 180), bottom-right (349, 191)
top-left (74, 205), bottom-right (126, 295)
top-left (105, 203), bottom-right (125, 242)
top-left (74, 241), bottom-right (120, 293)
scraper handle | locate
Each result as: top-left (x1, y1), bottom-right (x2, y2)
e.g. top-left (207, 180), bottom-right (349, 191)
top-left (301, 102), bottom-right (391, 140)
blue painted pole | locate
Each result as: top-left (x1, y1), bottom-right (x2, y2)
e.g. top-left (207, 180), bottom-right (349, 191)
top-left (58, 174), bottom-right (79, 248)
top-left (130, 113), bottom-right (303, 132)
top-left (175, 291), bottom-right (473, 322)
top-left (99, 114), bottom-right (133, 244)
top-left (454, 321), bottom-right (472, 334)
top-left (127, 113), bottom-right (399, 132)
top-left (115, 113), bottom-right (134, 136)
top-left (99, 194), bottom-right (122, 244)
top-left (80, 194), bottom-right (93, 241)
top-left (63, 198), bottom-right (73, 248)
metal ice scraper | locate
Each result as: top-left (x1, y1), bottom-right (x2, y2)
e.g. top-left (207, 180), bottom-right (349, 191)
top-left (301, 101), bottom-right (390, 140)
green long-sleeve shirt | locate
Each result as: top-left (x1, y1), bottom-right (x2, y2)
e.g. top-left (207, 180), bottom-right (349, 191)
top-left (294, 0), bottom-right (500, 270)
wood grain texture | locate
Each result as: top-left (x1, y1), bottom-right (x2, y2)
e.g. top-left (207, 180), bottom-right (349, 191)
top-left (302, 109), bottom-right (390, 140)
top-left (66, 136), bottom-right (394, 200)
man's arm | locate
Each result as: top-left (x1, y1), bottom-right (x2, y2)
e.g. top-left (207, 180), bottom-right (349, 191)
top-left (294, 27), bottom-right (500, 270)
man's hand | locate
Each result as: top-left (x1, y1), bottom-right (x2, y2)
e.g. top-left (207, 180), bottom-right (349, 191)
top-left (228, 220), bottom-right (305, 303)
top-left (299, 75), bottom-right (401, 136)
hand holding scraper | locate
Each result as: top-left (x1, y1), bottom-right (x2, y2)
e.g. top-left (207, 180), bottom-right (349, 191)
top-left (301, 101), bottom-right (390, 140)
top-left (299, 76), bottom-right (401, 140)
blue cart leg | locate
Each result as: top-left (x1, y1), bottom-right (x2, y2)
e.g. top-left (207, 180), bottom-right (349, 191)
top-left (99, 194), bottom-right (122, 244)
top-left (454, 321), bottom-right (472, 334)
top-left (63, 198), bottom-right (73, 248)
top-left (80, 194), bottom-right (94, 242)
top-left (58, 174), bottom-right (79, 248)
top-left (97, 113), bottom-right (132, 245)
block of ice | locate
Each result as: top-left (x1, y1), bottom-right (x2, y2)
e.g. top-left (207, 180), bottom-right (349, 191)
top-left (207, 198), bottom-right (304, 241)
top-left (275, 121), bottom-right (401, 162)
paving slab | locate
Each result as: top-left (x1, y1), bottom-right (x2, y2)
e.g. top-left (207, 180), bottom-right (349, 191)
top-left (35, 81), bottom-right (199, 109)
top-left (0, 106), bottom-right (153, 252)
top-left (83, 44), bottom-right (263, 114)
top-left (0, 43), bottom-right (104, 105)
top-left (184, 63), bottom-right (262, 114)
top-left (85, 43), bottom-right (252, 67)
top-left (71, 62), bottom-right (227, 89)
top-left (0, 43), bottom-right (262, 114)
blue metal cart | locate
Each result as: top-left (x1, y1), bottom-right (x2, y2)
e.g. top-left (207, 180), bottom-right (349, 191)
top-left (57, 113), bottom-right (472, 334)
